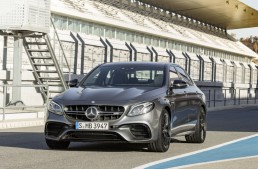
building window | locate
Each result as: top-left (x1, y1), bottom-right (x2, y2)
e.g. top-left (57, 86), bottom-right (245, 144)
top-left (181, 44), bottom-right (186, 52)
top-left (160, 39), bottom-right (166, 48)
top-left (68, 19), bottom-right (80, 32)
top-left (126, 32), bottom-right (134, 42)
top-left (117, 30), bottom-right (126, 41)
top-left (187, 45), bottom-right (193, 53)
top-left (81, 22), bottom-right (91, 34)
top-left (152, 37), bottom-right (159, 47)
top-left (53, 15), bottom-right (67, 30)
top-left (136, 34), bottom-right (144, 44)
top-left (105, 28), bottom-right (115, 39)
top-left (68, 19), bottom-right (73, 31)
top-left (93, 25), bottom-right (100, 36)
top-left (144, 36), bottom-right (151, 45)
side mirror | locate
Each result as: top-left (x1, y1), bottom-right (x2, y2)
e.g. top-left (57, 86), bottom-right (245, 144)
top-left (172, 79), bottom-right (187, 89)
top-left (68, 79), bottom-right (79, 87)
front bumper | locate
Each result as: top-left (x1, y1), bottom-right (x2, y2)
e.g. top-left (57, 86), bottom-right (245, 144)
top-left (45, 108), bottom-right (161, 143)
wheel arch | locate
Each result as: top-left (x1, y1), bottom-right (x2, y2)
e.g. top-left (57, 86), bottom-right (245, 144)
top-left (164, 106), bottom-right (172, 119)
top-left (201, 104), bottom-right (207, 115)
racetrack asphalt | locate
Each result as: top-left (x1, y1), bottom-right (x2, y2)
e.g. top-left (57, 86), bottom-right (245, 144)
top-left (0, 106), bottom-right (258, 169)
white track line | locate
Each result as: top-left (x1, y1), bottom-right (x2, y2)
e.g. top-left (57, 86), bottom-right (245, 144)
top-left (134, 133), bottom-right (258, 169)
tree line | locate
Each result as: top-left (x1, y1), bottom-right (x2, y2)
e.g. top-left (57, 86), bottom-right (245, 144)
top-left (240, 36), bottom-right (258, 53)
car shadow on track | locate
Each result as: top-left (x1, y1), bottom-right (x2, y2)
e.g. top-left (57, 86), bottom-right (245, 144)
top-left (0, 131), bottom-right (186, 152)
top-left (68, 142), bottom-right (149, 152)
top-left (0, 132), bottom-right (150, 152)
top-left (68, 140), bottom-right (188, 152)
top-left (0, 132), bottom-right (48, 150)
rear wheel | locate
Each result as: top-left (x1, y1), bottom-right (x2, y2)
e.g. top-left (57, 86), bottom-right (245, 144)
top-left (148, 109), bottom-right (171, 152)
top-left (45, 138), bottom-right (70, 149)
top-left (185, 107), bottom-right (206, 143)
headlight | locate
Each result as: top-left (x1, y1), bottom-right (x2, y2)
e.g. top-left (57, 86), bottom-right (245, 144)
top-left (127, 102), bottom-right (154, 117)
top-left (48, 101), bottom-right (63, 115)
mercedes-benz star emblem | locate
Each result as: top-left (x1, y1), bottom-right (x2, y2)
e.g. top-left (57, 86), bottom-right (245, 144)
top-left (85, 107), bottom-right (98, 120)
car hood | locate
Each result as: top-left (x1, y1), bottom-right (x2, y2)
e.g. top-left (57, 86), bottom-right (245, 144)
top-left (54, 86), bottom-right (166, 105)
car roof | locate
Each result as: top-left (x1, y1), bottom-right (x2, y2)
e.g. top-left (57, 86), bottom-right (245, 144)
top-left (102, 62), bottom-right (178, 67)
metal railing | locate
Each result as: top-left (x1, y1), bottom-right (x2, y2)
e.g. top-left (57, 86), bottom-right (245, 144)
top-left (0, 84), bottom-right (49, 121)
top-left (202, 88), bottom-right (258, 108)
top-left (50, 17), bottom-right (71, 82)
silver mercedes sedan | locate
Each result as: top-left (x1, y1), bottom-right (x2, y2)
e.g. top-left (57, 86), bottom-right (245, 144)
top-left (45, 62), bottom-right (207, 152)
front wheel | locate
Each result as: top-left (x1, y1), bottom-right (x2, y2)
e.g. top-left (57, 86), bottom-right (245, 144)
top-left (45, 138), bottom-right (70, 149)
top-left (148, 109), bottom-right (171, 152)
top-left (185, 107), bottom-right (207, 143)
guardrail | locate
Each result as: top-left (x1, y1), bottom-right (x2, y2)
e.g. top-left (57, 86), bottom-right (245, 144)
top-left (50, 17), bottom-right (71, 82)
top-left (0, 84), bottom-right (48, 121)
top-left (1, 85), bottom-right (257, 120)
top-left (202, 88), bottom-right (258, 108)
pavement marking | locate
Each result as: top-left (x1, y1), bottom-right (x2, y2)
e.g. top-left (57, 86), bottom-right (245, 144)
top-left (134, 134), bottom-right (258, 169)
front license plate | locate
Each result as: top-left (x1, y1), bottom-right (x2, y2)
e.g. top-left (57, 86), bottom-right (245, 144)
top-left (76, 122), bottom-right (109, 130)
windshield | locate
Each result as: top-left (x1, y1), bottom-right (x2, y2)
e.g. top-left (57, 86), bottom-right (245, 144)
top-left (81, 64), bottom-right (166, 87)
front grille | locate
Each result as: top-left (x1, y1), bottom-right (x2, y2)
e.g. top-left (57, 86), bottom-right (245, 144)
top-left (64, 105), bottom-right (125, 121)
top-left (66, 131), bottom-right (125, 141)
top-left (130, 124), bottom-right (151, 139)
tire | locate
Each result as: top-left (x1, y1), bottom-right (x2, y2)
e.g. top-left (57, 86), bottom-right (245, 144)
top-left (148, 109), bottom-right (171, 152)
top-left (185, 107), bottom-right (207, 143)
top-left (45, 138), bottom-right (70, 149)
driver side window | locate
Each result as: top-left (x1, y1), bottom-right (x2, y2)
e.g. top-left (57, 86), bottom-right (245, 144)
top-left (175, 66), bottom-right (193, 86)
top-left (169, 66), bottom-right (179, 83)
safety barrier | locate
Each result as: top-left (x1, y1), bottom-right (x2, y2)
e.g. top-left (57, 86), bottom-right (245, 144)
top-left (202, 88), bottom-right (258, 108)
top-left (0, 84), bottom-right (48, 121)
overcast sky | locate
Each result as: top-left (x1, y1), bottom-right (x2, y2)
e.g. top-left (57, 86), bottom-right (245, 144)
top-left (228, 0), bottom-right (258, 39)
